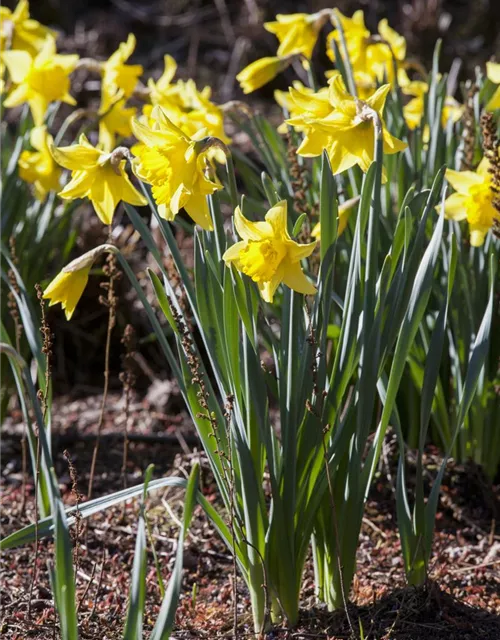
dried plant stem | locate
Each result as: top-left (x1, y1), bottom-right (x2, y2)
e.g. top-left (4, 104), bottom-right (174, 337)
top-left (120, 325), bottom-right (137, 491)
top-left (28, 287), bottom-right (53, 621)
top-left (87, 247), bottom-right (120, 502)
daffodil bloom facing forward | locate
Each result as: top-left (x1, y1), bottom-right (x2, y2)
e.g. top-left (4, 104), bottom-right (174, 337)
top-left (131, 106), bottom-right (223, 230)
top-left (51, 134), bottom-right (146, 225)
top-left (264, 11), bottom-right (329, 59)
top-left (43, 262), bottom-right (91, 321)
top-left (443, 158), bottom-right (499, 247)
top-left (1, 35), bottom-right (78, 125)
top-left (237, 56), bottom-right (287, 94)
top-left (223, 201), bottom-right (316, 303)
top-left (0, 0), bottom-right (56, 55)
top-left (485, 62), bottom-right (500, 112)
top-left (18, 125), bottom-right (61, 200)
top-left (291, 74), bottom-right (407, 176)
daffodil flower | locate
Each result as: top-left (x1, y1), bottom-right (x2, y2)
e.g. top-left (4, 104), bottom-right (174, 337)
top-left (51, 134), bottom-right (146, 225)
top-left (0, 0), bottom-right (56, 55)
top-left (43, 261), bottom-right (91, 321)
top-left (402, 80), bottom-right (463, 132)
top-left (264, 11), bottom-right (329, 59)
top-left (131, 106), bottom-right (224, 230)
top-left (223, 201), bottom-right (316, 303)
top-left (1, 35), bottom-right (78, 125)
top-left (291, 73), bottom-right (407, 176)
top-left (444, 158), bottom-right (499, 247)
top-left (145, 54), bottom-right (230, 148)
top-left (485, 62), bottom-right (500, 112)
top-left (98, 94), bottom-right (136, 152)
top-left (100, 34), bottom-right (143, 112)
top-left (236, 56), bottom-right (288, 94)
top-left (18, 125), bottom-right (61, 200)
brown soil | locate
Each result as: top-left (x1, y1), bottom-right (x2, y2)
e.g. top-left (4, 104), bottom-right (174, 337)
top-left (1, 393), bottom-right (499, 639)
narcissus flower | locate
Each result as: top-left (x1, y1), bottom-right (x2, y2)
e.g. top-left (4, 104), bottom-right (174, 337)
top-left (485, 62), bottom-right (500, 112)
top-left (290, 73), bottom-right (407, 176)
top-left (1, 35), bottom-right (78, 125)
top-left (131, 106), bottom-right (224, 229)
top-left (223, 201), bottom-right (316, 303)
top-left (100, 34), bottom-right (142, 112)
top-left (18, 125), bottom-right (61, 200)
top-left (264, 11), bottom-right (329, 59)
top-left (237, 56), bottom-right (287, 94)
top-left (43, 261), bottom-right (91, 320)
top-left (402, 80), bottom-right (463, 131)
top-left (443, 158), bottom-right (499, 247)
top-left (51, 134), bottom-right (146, 225)
top-left (145, 54), bottom-right (230, 147)
top-left (311, 196), bottom-right (360, 239)
top-left (0, 0), bottom-right (56, 55)
top-left (327, 10), bottom-right (406, 92)
top-left (98, 95), bottom-right (136, 152)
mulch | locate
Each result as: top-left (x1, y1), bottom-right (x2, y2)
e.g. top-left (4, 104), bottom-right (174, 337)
top-left (1, 391), bottom-right (499, 639)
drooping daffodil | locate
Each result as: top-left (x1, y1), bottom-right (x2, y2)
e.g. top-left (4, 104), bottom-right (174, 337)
top-left (51, 133), bottom-right (146, 225)
top-left (18, 125), bottom-right (61, 200)
top-left (443, 158), bottom-right (499, 247)
top-left (237, 56), bottom-right (290, 94)
top-left (223, 201), bottom-right (316, 303)
top-left (43, 256), bottom-right (92, 321)
top-left (131, 105), bottom-right (224, 230)
top-left (1, 35), bottom-right (78, 125)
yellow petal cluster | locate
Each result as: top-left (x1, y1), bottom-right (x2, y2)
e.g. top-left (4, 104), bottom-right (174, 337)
top-left (51, 134), bottom-right (146, 225)
top-left (326, 10), bottom-right (407, 98)
top-left (0, 0), bottom-right (56, 55)
top-left (1, 35), bottom-right (78, 125)
top-left (402, 80), bottom-right (463, 131)
top-left (287, 72), bottom-right (407, 176)
top-left (264, 11), bottom-right (329, 59)
top-left (18, 125), bottom-right (61, 200)
top-left (99, 95), bottom-right (137, 152)
top-left (443, 159), bottom-right (499, 247)
top-left (237, 56), bottom-right (286, 94)
top-left (223, 201), bottom-right (316, 303)
top-left (144, 54), bottom-right (229, 147)
top-left (485, 62), bottom-right (500, 112)
top-left (43, 263), bottom-right (91, 321)
top-left (100, 34), bottom-right (142, 111)
top-left (131, 106), bottom-right (223, 230)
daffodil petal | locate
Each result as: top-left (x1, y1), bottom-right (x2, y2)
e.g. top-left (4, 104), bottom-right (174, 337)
top-left (281, 259), bottom-right (316, 296)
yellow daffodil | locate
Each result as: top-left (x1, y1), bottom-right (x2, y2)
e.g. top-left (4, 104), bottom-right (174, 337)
top-left (101, 34), bottom-right (142, 112)
top-left (145, 55), bottom-right (230, 147)
top-left (290, 73), bottom-right (407, 176)
top-left (327, 10), bottom-right (407, 92)
top-left (275, 81), bottom-right (330, 133)
top-left (327, 9), bottom-right (369, 68)
top-left (43, 262), bottom-right (91, 320)
top-left (264, 11), bottom-right (329, 59)
top-left (223, 201), bottom-right (316, 303)
top-left (443, 158), bottom-right (499, 247)
top-left (237, 56), bottom-right (287, 94)
top-left (1, 35), bottom-right (78, 125)
top-left (485, 61), bottom-right (500, 111)
top-left (98, 94), bottom-right (136, 152)
top-left (311, 196), bottom-right (361, 239)
top-left (51, 134), bottom-right (146, 225)
top-left (18, 125), bottom-right (61, 200)
top-left (0, 0), bottom-right (56, 55)
top-left (131, 106), bottom-right (224, 230)
top-left (402, 81), bottom-right (463, 131)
